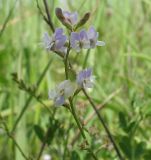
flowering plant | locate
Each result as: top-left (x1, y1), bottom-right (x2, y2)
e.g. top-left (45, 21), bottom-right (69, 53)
top-left (40, 7), bottom-right (123, 160)
top-left (10, 3), bottom-right (123, 160)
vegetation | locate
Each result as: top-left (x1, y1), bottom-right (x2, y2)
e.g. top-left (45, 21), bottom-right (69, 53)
top-left (0, 0), bottom-right (151, 159)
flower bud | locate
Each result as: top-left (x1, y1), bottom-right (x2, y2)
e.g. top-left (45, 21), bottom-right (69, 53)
top-left (75, 12), bottom-right (90, 30)
top-left (55, 8), bottom-right (72, 30)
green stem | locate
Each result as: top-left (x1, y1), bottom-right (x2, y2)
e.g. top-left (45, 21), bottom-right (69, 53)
top-left (11, 58), bottom-right (53, 133)
top-left (82, 88), bottom-right (124, 160)
top-left (83, 49), bottom-right (90, 69)
top-left (64, 42), bottom-right (71, 79)
top-left (69, 98), bottom-right (98, 160)
top-left (0, 114), bottom-right (31, 160)
top-left (64, 43), bottom-right (98, 160)
top-left (36, 127), bottom-right (51, 160)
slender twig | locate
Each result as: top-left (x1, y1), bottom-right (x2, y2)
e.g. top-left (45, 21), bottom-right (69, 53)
top-left (36, 0), bottom-right (49, 24)
top-left (36, 108), bottom-right (57, 160)
top-left (83, 49), bottom-right (90, 69)
top-left (71, 88), bottom-right (122, 145)
top-left (11, 58), bottom-right (53, 132)
top-left (64, 43), bottom-right (98, 160)
top-left (0, 0), bottom-right (18, 37)
top-left (36, 0), bottom-right (55, 32)
top-left (82, 88), bottom-right (124, 160)
top-left (43, 0), bottom-right (55, 32)
top-left (0, 114), bottom-right (30, 160)
top-left (69, 98), bottom-right (98, 160)
top-left (64, 42), bottom-right (71, 79)
top-left (36, 127), bottom-right (51, 160)
top-left (84, 88), bottom-right (122, 124)
top-left (63, 126), bottom-right (72, 160)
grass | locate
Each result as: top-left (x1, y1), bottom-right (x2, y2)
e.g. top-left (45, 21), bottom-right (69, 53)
top-left (0, 0), bottom-right (151, 159)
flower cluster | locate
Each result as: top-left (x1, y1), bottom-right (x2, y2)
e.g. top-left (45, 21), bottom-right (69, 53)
top-left (43, 9), bottom-right (105, 107)
top-left (70, 26), bottom-right (105, 52)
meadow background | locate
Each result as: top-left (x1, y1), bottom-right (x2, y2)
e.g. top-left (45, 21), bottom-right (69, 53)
top-left (0, 0), bottom-right (151, 159)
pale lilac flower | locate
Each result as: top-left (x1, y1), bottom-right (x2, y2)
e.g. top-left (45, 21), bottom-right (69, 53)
top-left (87, 26), bottom-right (105, 48)
top-left (62, 11), bottom-right (78, 26)
top-left (49, 80), bottom-right (75, 106)
top-left (77, 68), bottom-right (94, 89)
top-left (43, 28), bottom-right (67, 53)
top-left (70, 30), bottom-right (90, 52)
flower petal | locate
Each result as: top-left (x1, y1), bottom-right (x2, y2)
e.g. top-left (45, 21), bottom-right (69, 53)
top-left (55, 96), bottom-right (65, 106)
top-left (70, 32), bottom-right (80, 51)
top-left (55, 35), bottom-right (66, 49)
top-left (43, 32), bottom-right (52, 50)
top-left (79, 30), bottom-right (88, 40)
top-left (55, 28), bottom-right (63, 38)
top-left (87, 26), bottom-right (97, 39)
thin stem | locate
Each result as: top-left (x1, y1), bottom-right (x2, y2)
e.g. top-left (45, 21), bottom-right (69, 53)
top-left (0, 114), bottom-right (30, 160)
top-left (64, 43), bottom-right (98, 160)
top-left (11, 58), bottom-right (53, 132)
top-left (36, 98), bottom-right (52, 115)
top-left (83, 49), bottom-right (90, 69)
top-left (43, 0), bottom-right (55, 32)
top-left (64, 42), bottom-right (71, 79)
top-left (69, 98), bottom-right (98, 160)
top-left (82, 88), bottom-right (124, 160)
top-left (36, 127), bottom-right (51, 160)
top-left (0, 0), bottom-right (19, 37)
top-left (70, 88), bottom-right (121, 146)
top-left (36, 108), bottom-right (56, 160)
top-left (69, 98), bottom-right (86, 140)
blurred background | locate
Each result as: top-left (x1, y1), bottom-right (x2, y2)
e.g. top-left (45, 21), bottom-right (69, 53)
top-left (0, 0), bottom-right (151, 159)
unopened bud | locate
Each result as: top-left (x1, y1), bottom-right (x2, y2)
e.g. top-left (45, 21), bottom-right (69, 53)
top-left (55, 8), bottom-right (72, 30)
top-left (75, 12), bottom-right (90, 30)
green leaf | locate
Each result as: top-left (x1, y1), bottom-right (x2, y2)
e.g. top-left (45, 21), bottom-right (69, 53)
top-left (118, 112), bottom-right (127, 131)
top-left (119, 136), bottom-right (132, 159)
top-left (71, 151), bottom-right (80, 160)
top-left (47, 119), bottom-right (60, 145)
top-left (134, 141), bottom-right (146, 159)
top-left (34, 125), bottom-right (44, 142)
top-left (144, 149), bottom-right (151, 160)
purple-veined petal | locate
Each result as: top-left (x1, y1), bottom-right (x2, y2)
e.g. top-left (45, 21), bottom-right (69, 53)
top-left (55, 28), bottom-right (63, 38)
top-left (63, 11), bottom-right (71, 19)
top-left (55, 35), bottom-right (66, 49)
top-left (79, 30), bottom-right (90, 49)
top-left (79, 30), bottom-right (88, 40)
top-left (70, 12), bottom-right (78, 25)
top-left (86, 68), bottom-right (92, 77)
top-left (43, 32), bottom-right (52, 50)
top-left (63, 11), bottom-right (78, 25)
top-left (87, 26), bottom-right (97, 39)
top-left (55, 96), bottom-right (65, 106)
top-left (70, 32), bottom-right (80, 50)
top-left (71, 32), bottom-right (80, 41)
top-left (76, 68), bottom-right (94, 89)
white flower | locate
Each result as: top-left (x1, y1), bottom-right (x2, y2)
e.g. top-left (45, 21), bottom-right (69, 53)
top-left (49, 80), bottom-right (75, 106)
